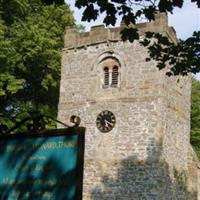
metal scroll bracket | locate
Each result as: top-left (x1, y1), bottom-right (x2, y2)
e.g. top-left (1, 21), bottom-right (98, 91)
top-left (4, 115), bottom-right (81, 135)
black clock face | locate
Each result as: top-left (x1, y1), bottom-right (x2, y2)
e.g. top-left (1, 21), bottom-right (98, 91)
top-left (96, 110), bottom-right (116, 133)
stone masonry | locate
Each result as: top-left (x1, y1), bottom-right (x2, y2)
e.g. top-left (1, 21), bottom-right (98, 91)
top-left (58, 13), bottom-right (200, 199)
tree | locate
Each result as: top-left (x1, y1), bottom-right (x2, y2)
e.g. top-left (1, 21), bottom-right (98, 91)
top-left (191, 78), bottom-right (200, 158)
top-left (0, 0), bottom-right (74, 133)
top-left (75, 0), bottom-right (200, 76)
top-left (0, 19), bottom-right (25, 132)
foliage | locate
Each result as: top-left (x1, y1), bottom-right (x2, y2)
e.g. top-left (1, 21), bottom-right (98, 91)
top-left (0, 0), bottom-right (74, 133)
top-left (191, 78), bottom-right (200, 158)
top-left (75, 0), bottom-right (200, 76)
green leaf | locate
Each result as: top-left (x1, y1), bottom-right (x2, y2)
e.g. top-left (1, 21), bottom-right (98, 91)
top-left (120, 28), bottom-right (139, 42)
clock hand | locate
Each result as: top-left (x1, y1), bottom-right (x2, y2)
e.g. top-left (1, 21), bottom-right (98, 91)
top-left (104, 120), bottom-right (113, 127)
top-left (104, 120), bottom-right (109, 128)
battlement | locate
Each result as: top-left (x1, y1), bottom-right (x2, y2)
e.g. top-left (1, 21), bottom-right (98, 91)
top-left (64, 13), bottom-right (177, 49)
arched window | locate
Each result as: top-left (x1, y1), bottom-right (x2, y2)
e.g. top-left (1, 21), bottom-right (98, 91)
top-left (99, 57), bottom-right (120, 88)
top-left (104, 67), bottom-right (109, 87)
top-left (111, 66), bottom-right (118, 87)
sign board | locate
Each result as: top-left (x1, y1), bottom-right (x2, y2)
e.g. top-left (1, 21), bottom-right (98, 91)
top-left (0, 127), bottom-right (85, 200)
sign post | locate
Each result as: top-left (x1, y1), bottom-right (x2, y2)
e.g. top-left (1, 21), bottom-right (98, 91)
top-left (0, 127), bottom-right (85, 200)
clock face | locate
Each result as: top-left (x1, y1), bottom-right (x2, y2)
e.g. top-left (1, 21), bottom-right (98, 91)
top-left (96, 110), bottom-right (116, 133)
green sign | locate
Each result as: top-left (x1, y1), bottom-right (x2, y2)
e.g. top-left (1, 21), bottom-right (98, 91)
top-left (0, 127), bottom-right (85, 200)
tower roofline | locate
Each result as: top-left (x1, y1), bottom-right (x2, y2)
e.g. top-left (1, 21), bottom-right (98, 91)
top-left (64, 12), bottom-right (178, 49)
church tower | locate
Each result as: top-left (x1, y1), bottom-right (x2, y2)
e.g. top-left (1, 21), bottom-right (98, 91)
top-left (58, 13), bottom-right (199, 199)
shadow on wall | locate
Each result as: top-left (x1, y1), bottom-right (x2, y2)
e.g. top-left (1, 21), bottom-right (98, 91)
top-left (91, 138), bottom-right (197, 200)
top-left (0, 135), bottom-right (77, 200)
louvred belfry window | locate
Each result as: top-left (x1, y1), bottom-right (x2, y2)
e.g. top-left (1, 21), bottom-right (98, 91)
top-left (104, 67), bottom-right (109, 87)
top-left (111, 66), bottom-right (118, 87)
top-left (100, 57), bottom-right (120, 88)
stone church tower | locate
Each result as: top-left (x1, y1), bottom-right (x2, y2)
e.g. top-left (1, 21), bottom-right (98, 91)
top-left (58, 13), bottom-right (200, 199)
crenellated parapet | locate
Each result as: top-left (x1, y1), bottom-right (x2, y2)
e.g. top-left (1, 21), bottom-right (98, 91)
top-left (64, 13), bottom-right (178, 49)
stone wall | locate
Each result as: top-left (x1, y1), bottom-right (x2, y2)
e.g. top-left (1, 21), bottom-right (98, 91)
top-left (162, 75), bottom-right (191, 169)
top-left (58, 13), bottom-right (199, 199)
